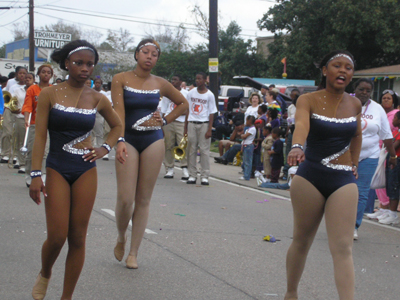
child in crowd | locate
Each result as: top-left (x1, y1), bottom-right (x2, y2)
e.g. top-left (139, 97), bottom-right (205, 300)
top-left (258, 104), bottom-right (268, 126)
top-left (267, 107), bottom-right (280, 129)
top-left (239, 115), bottom-right (256, 181)
top-left (253, 119), bottom-right (264, 175)
top-left (261, 126), bottom-right (273, 180)
top-left (268, 127), bottom-right (284, 183)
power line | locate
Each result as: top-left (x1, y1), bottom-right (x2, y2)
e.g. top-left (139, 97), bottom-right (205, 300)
top-left (0, 12), bottom-right (26, 27)
top-left (38, 4), bottom-right (196, 27)
top-left (35, 11), bottom-right (146, 37)
top-left (36, 6), bottom-right (199, 30)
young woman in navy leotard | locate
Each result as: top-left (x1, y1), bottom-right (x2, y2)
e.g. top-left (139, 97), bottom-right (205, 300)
top-left (285, 51), bottom-right (362, 300)
top-left (111, 39), bottom-right (188, 269)
top-left (29, 40), bottom-right (122, 300)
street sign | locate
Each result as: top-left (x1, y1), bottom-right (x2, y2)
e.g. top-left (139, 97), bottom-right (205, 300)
top-left (34, 31), bottom-right (72, 49)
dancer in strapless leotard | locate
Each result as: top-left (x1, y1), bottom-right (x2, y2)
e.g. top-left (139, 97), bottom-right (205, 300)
top-left (284, 50), bottom-right (362, 300)
top-left (111, 39), bottom-right (188, 269)
top-left (29, 40), bottom-right (122, 300)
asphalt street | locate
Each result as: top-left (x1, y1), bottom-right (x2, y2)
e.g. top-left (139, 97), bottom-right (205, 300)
top-left (1, 155), bottom-right (400, 300)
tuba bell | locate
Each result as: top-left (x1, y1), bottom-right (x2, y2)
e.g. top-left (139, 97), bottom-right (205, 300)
top-left (173, 134), bottom-right (188, 161)
top-left (3, 90), bottom-right (19, 113)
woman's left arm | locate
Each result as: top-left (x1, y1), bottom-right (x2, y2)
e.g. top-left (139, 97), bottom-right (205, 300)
top-left (93, 95), bottom-right (122, 160)
top-left (160, 81), bottom-right (188, 124)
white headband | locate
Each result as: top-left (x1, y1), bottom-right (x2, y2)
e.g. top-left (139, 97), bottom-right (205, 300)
top-left (138, 43), bottom-right (160, 52)
top-left (67, 46), bottom-right (95, 58)
top-left (326, 54), bottom-right (354, 66)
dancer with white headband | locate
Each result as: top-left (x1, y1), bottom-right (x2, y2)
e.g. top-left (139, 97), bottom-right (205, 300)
top-left (112, 39), bottom-right (188, 269)
top-left (284, 50), bottom-right (362, 300)
top-left (29, 40), bottom-right (122, 300)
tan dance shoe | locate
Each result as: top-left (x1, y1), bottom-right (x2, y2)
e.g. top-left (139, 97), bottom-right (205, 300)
top-left (32, 272), bottom-right (50, 300)
top-left (125, 255), bottom-right (138, 269)
top-left (114, 237), bottom-right (127, 262)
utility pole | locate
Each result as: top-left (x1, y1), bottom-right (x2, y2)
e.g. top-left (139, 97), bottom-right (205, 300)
top-left (209, 0), bottom-right (218, 108)
top-left (29, 0), bottom-right (34, 72)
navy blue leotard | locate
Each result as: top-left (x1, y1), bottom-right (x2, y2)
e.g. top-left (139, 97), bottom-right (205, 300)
top-left (296, 113), bottom-right (358, 199)
top-left (123, 86), bottom-right (163, 153)
top-left (46, 103), bottom-right (97, 185)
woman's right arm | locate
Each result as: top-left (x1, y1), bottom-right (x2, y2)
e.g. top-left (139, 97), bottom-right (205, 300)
top-left (287, 95), bottom-right (311, 166)
top-left (29, 89), bottom-right (51, 205)
top-left (111, 73), bottom-right (128, 164)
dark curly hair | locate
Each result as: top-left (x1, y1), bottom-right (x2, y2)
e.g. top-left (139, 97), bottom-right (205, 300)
top-left (353, 78), bottom-right (374, 92)
top-left (134, 39), bottom-right (161, 62)
top-left (379, 90), bottom-right (399, 109)
top-left (268, 107), bottom-right (279, 120)
top-left (51, 40), bottom-right (99, 71)
top-left (317, 50), bottom-right (355, 90)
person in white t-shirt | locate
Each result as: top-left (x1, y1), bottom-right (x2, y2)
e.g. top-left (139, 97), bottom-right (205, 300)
top-left (1, 66), bottom-right (27, 164)
top-left (185, 72), bottom-right (217, 185)
top-left (244, 93), bottom-right (262, 122)
top-left (10, 72), bottom-right (34, 173)
top-left (161, 74), bottom-right (189, 179)
top-left (239, 115), bottom-right (256, 180)
top-left (353, 78), bottom-right (397, 239)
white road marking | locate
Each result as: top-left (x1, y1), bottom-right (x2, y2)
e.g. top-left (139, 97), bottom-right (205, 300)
top-left (101, 209), bottom-right (157, 234)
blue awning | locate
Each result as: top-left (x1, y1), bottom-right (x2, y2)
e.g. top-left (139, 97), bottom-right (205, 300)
top-left (253, 78), bottom-right (315, 87)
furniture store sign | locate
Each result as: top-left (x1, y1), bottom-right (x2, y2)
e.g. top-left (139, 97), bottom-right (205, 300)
top-left (34, 31), bottom-right (72, 49)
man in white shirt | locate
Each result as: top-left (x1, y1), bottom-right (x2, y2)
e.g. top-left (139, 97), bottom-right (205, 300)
top-left (185, 72), bottom-right (217, 185)
top-left (1, 67), bottom-right (27, 164)
top-left (161, 74), bottom-right (189, 179)
top-left (10, 72), bottom-right (34, 173)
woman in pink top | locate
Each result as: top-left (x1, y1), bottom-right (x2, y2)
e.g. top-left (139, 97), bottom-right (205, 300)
top-left (375, 90), bottom-right (399, 214)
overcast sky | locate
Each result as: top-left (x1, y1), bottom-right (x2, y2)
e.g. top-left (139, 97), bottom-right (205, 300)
top-left (0, 0), bottom-right (275, 47)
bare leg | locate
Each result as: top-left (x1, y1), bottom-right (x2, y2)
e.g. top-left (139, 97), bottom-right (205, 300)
top-left (40, 169), bottom-right (71, 279)
top-left (129, 139), bottom-right (165, 258)
top-left (32, 169), bottom-right (70, 300)
top-left (285, 176), bottom-right (325, 300)
top-left (115, 143), bottom-right (140, 244)
top-left (61, 167), bottom-right (97, 300)
top-left (325, 184), bottom-right (358, 300)
top-left (218, 141), bottom-right (224, 156)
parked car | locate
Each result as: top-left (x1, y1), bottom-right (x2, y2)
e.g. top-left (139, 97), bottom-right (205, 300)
top-left (218, 85), bottom-right (257, 113)
top-left (285, 85), bottom-right (318, 97)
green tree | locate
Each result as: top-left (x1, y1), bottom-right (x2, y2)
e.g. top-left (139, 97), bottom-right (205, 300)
top-left (152, 44), bottom-right (209, 84)
top-left (257, 0), bottom-right (400, 81)
top-left (219, 22), bottom-right (268, 85)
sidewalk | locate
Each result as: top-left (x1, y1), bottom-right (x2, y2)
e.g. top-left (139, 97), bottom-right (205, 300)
top-left (207, 151), bottom-right (291, 199)
top-left (206, 151), bottom-right (400, 229)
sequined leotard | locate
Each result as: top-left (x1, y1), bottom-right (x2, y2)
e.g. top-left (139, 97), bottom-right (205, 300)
top-left (46, 103), bottom-right (97, 185)
top-left (295, 91), bottom-right (361, 198)
top-left (123, 86), bottom-right (163, 153)
top-left (31, 82), bottom-right (121, 185)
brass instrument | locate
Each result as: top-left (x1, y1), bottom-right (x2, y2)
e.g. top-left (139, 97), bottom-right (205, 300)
top-left (173, 134), bottom-right (188, 160)
top-left (3, 90), bottom-right (19, 113)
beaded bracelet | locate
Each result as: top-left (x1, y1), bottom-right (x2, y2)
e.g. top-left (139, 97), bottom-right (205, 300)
top-left (162, 117), bottom-right (168, 126)
top-left (30, 170), bottom-right (42, 178)
top-left (101, 143), bottom-right (111, 153)
top-left (291, 144), bottom-right (304, 151)
top-left (117, 137), bottom-right (125, 143)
